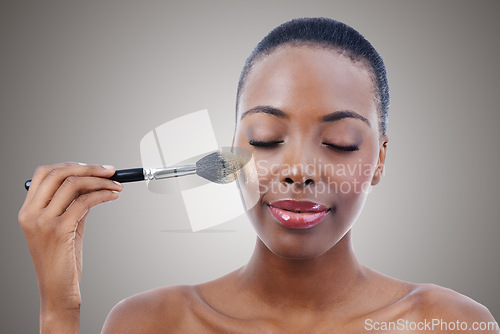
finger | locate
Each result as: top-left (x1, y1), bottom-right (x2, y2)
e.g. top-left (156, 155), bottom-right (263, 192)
top-left (30, 164), bottom-right (116, 211)
top-left (23, 163), bottom-right (81, 207)
top-left (62, 189), bottom-right (120, 227)
top-left (44, 176), bottom-right (123, 217)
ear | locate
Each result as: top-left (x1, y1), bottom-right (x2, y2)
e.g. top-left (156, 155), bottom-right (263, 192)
top-left (371, 135), bottom-right (388, 186)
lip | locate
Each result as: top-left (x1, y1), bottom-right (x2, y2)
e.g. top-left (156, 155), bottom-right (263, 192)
top-left (267, 200), bottom-right (330, 229)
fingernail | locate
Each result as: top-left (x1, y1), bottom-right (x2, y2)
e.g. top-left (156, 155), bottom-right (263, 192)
top-left (111, 190), bottom-right (121, 194)
top-left (113, 181), bottom-right (122, 187)
top-left (102, 165), bottom-right (115, 170)
top-left (78, 162), bottom-right (87, 166)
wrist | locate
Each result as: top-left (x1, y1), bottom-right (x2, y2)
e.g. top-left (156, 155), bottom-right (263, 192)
top-left (40, 305), bottom-right (80, 334)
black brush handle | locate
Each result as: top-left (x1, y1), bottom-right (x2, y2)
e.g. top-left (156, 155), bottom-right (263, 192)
top-left (24, 168), bottom-right (145, 191)
top-left (108, 168), bottom-right (144, 183)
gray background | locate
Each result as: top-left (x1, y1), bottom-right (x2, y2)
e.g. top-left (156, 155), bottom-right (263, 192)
top-left (1, 0), bottom-right (499, 332)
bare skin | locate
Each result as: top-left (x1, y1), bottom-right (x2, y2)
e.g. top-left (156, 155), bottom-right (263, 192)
top-left (20, 45), bottom-right (497, 333)
top-left (18, 163), bottom-right (123, 332)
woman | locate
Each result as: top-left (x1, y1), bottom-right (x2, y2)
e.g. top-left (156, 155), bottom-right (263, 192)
top-left (19, 18), bottom-right (497, 333)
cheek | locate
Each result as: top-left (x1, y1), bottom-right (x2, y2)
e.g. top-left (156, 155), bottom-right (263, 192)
top-left (237, 153), bottom-right (280, 211)
top-left (328, 150), bottom-right (379, 224)
top-left (255, 156), bottom-right (280, 191)
top-left (235, 131), bottom-right (279, 195)
top-left (234, 133), bottom-right (276, 210)
top-left (327, 158), bottom-right (375, 195)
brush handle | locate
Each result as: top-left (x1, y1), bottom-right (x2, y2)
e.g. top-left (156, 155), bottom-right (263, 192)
top-left (24, 168), bottom-right (145, 191)
top-left (23, 164), bottom-right (201, 190)
top-left (109, 168), bottom-right (145, 183)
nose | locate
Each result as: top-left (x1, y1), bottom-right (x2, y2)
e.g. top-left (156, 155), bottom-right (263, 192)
top-left (282, 173), bottom-right (315, 186)
top-left (279, 142), bottom-right (318, 187)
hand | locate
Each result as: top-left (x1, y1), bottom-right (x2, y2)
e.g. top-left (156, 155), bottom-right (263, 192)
top-left (18, 163), bottom-right (123, 332)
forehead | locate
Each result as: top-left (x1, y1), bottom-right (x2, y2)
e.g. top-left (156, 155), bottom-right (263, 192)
top-left (238, 45), bottom-right (378, 125)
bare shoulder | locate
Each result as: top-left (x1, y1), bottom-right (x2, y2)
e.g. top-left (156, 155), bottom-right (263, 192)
top-left (101, 269), bottom-right (247, 333)
top-left (411, 283), bottom-right (494, 319)
top-left (101, 285), bottom-right (199, 334)
top-left (408, 283), bottom-right (498, 333)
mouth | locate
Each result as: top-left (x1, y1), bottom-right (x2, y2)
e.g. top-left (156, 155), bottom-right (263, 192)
top-left (267, 199), bottom-right (331, 229)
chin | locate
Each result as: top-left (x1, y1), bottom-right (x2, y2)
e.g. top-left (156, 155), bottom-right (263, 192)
top-left (265, 228), bottom-right (348, 260)
top-left (267, 243), bottom-right (332, 260)
top-left (249, 208), bottom-right (350, 260)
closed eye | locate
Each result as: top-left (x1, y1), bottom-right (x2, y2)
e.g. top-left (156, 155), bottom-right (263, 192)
top-left (323, 142), bottom-right (359, 152)
top-left (249, 139), bottom-right (284, 148)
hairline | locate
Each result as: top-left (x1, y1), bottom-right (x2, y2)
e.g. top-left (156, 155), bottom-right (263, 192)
top-left (235, 42), bottom-right (383, 135)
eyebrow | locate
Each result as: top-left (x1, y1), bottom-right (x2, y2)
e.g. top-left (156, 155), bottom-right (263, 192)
top-left (240, 105), bottom-right (370, 127)
top-left (240, 106), bottom-right (289, 120)
top-left (321, 110), bottom-right (371, 127)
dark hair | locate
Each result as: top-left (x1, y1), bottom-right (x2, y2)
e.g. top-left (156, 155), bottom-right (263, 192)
top-left (236, 17), bottom-right (390, 135)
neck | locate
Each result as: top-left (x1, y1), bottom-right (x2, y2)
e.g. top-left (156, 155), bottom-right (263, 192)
top-left (239, 230), bottom-right (366, 312)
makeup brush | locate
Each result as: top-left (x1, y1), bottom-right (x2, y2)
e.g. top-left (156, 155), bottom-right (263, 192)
top-left (24, 151), bottom-right (249, 190)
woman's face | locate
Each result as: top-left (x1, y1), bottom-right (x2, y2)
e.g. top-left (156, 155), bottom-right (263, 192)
top-left (234, 45), bottom-right (387, 259)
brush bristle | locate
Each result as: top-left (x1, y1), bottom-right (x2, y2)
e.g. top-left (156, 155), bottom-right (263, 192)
top-left (196, 151), bottom-right (247, 184)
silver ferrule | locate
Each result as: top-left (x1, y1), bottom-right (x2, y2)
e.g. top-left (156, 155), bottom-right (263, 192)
top-left (143, 164), bottom-right (197, 180)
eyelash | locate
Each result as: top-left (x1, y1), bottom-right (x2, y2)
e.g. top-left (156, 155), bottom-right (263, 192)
top-left (322, 142), bottom-right (359, 152)
top-left (249, 140), bottom-right (284, 148)
top-left (249, 140), bottom-right (359, 152)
